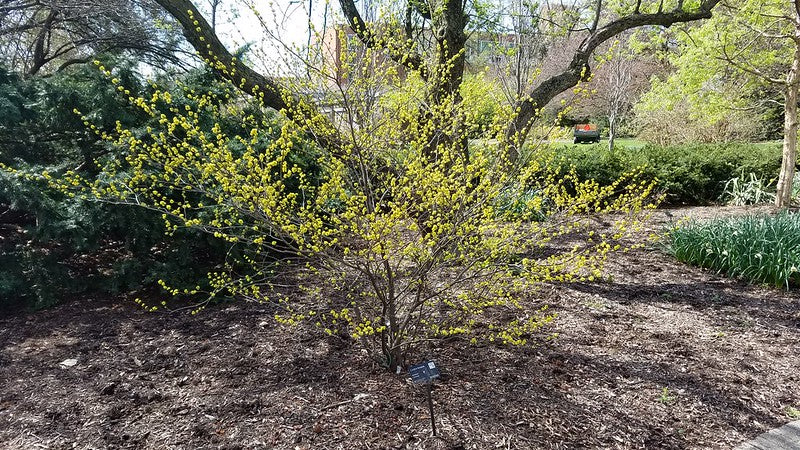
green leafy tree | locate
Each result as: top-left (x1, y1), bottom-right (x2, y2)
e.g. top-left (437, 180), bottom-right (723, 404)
top-left (636, 0), bottom-right (799, 207)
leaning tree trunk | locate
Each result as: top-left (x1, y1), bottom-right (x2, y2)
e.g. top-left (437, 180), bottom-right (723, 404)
top-left (776, 41), bottom-right (800, 208)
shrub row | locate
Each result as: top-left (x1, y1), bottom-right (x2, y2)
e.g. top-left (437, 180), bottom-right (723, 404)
top-left (550, 143), bottom-right (783, 205)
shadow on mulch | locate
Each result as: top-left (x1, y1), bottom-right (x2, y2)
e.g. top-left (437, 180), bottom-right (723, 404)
top-left (2, 282), bottom-right (794, 449)
top-left (567, 279), bottom-right (800, 331)
top-left (1, 206), bottom-right (799, 449)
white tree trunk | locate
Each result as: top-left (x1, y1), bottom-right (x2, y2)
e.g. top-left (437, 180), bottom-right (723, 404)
top-left (776, 41), bottom-right (800, 208)
top-left (608, 111), bottom-right (616, 151)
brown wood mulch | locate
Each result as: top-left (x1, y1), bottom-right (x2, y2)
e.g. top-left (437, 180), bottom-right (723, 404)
top-left (0, 206), bottom-right (798, 449)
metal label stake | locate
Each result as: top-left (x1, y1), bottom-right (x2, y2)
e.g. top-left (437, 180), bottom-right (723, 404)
top-left (409, 360), bottom-right (441, 437)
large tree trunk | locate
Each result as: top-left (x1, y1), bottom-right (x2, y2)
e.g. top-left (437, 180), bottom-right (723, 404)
top-left (425, 0), bottom-right (468, 158)
top-left (776, 41), bottom-right (800, 209)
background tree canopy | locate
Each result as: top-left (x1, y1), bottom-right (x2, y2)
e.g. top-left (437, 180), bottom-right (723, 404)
top-left (634, 0), bottom-right (799, 206)
top-left (0, 0), bottom-right (188, 76)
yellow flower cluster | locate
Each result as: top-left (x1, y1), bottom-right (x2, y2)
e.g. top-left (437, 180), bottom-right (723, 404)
top-left (21, 38), bottom-right (662, 367)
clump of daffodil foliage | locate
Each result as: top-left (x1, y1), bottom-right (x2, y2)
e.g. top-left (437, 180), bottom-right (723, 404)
top-left (15, 22), bottom-right (659, 371)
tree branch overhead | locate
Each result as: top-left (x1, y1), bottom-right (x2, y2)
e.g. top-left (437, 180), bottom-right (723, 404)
top-left (504, 0), bottom-right (723, 161)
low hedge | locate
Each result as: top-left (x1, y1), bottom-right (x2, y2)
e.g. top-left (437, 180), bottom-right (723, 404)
top-left (550, 143), bottom-right (783, 205)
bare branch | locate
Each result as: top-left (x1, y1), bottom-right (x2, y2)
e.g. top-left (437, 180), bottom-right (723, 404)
top-left (338, 0), bottom-right (428, 78)
top-left (718, 45), bottom-right (786, 85)
top-left (154, 0), bottom-right (348, 158)
top-left (153, 0), bottom-right (290, 111)
top-left (590, 0), bottom-right (602, 33)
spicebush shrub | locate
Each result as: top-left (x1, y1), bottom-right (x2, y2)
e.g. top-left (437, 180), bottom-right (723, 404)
top-left (668, 212), bottom-right (800, 289)
top-left (552, 143), bottom-right (782, 205)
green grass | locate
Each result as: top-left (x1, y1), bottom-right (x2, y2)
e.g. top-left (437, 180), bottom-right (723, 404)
top-left (669, 212), bottom-right (800, 289)
top-left (550, 138), bottom-right (647, 149)
top-left (609, 138), bottom-right (646, 149)
top-left (753, 140), bottom-right (783, 149)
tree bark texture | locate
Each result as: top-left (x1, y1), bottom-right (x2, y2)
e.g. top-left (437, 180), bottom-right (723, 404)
top-left (154, 0), bottom-right (290, 112)
top-left (155, 0), bottom-right (361, 158)
top-left (776, 37), bottom-right (800, 208)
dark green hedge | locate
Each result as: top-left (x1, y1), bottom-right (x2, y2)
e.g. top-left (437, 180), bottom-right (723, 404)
top-left (0, 61), bottom-right (314, 311)
top-left (552, 143), bottom-right (783, 205)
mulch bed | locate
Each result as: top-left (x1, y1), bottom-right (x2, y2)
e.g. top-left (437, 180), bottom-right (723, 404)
top-left (1, 206), bottom-right (798, 449)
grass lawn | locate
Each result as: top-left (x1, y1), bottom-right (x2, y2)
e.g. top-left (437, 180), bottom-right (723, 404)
top-left (753, 140), bottom-right (783, 149)
top-left (550, 137), bottom-right (646, 149)
top-left (550, 139), bottom-right (782, 151)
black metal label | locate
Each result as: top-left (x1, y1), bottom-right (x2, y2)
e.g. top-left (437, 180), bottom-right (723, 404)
top-left (409, 360), bottom-right (440, 384)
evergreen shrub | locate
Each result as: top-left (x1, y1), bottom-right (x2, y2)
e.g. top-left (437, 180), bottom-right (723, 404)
top-left (552, 143), bottom-right (782, 205)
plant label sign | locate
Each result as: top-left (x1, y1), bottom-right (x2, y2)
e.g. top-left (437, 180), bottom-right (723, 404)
top-left (409, 360), bottom-right (440, 384)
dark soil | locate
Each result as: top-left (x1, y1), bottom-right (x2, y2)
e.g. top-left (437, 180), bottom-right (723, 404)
top-left (1, 206), bottom-right (798, 449)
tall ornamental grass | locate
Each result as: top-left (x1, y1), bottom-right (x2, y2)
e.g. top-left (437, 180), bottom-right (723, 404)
top-left (669, 212), bottom-right (800, 289)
